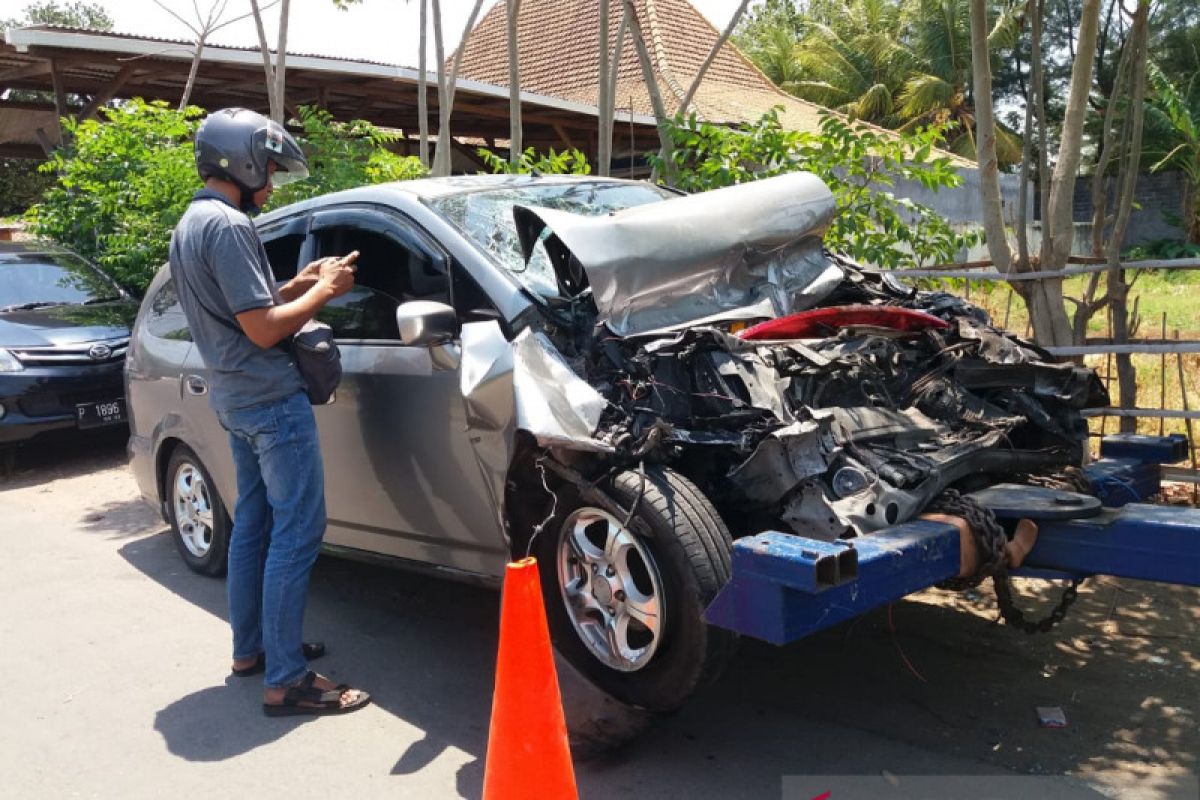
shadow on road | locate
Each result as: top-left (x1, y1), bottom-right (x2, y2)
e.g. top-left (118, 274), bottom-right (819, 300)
top-left (0, 428), bottom-right (128, 489)
top-left (79, 496), bottom-right (162, 539)
top-left (153, 680), bottom-right (316, 761)
top-left (120, 532), bottom-right (494, 797)
top-left (116, 526), bottom-right (1199, 799)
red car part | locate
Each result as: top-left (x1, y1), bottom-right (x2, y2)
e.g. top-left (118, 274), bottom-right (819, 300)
top-left (738, 305), bottom-right (951, 340)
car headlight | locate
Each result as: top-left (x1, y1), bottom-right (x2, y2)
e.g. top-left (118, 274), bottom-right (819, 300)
top-left (0, 349), bottom-right (24, 373)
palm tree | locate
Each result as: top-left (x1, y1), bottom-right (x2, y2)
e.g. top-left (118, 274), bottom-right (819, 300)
top-left (740, 0), bottom-right (1024, 163)
top-left (772, 0), bottom-right (913, 126)
top-left (896, 0), bottom-right (1022, 161)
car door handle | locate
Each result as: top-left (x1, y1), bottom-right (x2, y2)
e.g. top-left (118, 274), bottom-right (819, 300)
top-left (184, 374), bottom-right (208, 396)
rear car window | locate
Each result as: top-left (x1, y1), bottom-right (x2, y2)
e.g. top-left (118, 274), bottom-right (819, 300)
top-left (145, 279), bottom-right (193, 342)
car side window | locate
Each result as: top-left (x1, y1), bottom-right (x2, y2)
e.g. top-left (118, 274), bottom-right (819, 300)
top-left (145, 279), bottom-right (192, 342)
top-left (259, 216), bottom-right (307, 282)
top-left (263, 233), bottom-right (305, 281)
top-left (310, 221), bottom-right (451, 340)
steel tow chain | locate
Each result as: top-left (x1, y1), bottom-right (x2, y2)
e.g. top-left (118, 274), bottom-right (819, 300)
top-left (927, 489), bottom-right (1087, 634)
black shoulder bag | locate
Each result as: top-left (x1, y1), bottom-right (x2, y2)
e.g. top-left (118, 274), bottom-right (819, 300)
top-left (289, 320), bottom-right (341, 405)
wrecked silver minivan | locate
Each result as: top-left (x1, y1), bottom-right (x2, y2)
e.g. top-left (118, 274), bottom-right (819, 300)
top-left (427, 171), bottom-right (1108, 708)
top-left (131, 172), bottom-right (1107, 713)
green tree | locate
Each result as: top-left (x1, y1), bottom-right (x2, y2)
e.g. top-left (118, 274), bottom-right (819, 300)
top-left (267, 106), bottom-right (427, 208)
top-left (26, 102), bottom-right (427, 293)
top-left (24, 100), bottom-right (202, 293)
top-left (477, 146), bottom-right (592, 175)
top-left (650, 108), bottom-right (980, 269)
top-left (735, 0), bottom-right (1023, 163)
top-left (2, 0), bottom-right (113, 29)
top-left (897, 0), bottom-right (1022, 163)
top-left (1145, 64), bottom-right (1200, 243)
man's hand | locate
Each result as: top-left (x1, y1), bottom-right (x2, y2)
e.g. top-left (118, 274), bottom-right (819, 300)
top-left (236, 250), bottom-right (360, 349)
top-left (317, 250), bottom-right (358, 298)
top-left (279, 252), bottom-right (359, 301)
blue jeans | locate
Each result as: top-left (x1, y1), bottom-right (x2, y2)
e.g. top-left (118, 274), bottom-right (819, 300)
top-left (216, 391), bottom-right (325, 688)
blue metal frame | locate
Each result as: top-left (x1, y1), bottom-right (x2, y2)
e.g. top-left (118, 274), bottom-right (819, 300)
top-left (1024, 504), bottom-right (1200, 586)
top-left (704, 521), bottom-right (961, 645)
top-left (705, 435), bottom-right (1200, 645)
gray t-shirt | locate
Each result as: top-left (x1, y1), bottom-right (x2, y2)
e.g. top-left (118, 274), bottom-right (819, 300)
top-left (169, 189), bottom-right (305, 413)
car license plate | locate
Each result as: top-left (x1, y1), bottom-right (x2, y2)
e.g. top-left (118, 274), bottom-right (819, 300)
top-left (76, 398), bottom-right (127, 429)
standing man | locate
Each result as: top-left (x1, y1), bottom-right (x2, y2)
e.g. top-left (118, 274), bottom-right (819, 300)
top-left (171, 108), bottom-right (369, 716)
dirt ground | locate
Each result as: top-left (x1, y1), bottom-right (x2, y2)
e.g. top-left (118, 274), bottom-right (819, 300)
top-left (1, 433), bottom-right (1196, 799)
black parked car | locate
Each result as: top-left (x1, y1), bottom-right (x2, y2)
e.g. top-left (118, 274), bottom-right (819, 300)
top-left (0, 242), bottom-right (138, 449)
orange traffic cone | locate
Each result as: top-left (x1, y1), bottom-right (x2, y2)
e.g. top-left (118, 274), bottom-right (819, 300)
top-left (482, 557), bottom-right (579, 800)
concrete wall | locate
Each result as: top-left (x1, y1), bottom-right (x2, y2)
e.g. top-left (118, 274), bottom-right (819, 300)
top-left (887, 167), bottom-right (1189, 262)
top-left (1072, 170), bottom-right (1189, 246)
top-left (891, 169), bottom-right (1030, 227)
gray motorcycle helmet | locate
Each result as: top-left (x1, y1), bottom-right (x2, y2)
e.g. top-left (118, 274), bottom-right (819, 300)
top-left (194, 108), bottom-right (309, 197)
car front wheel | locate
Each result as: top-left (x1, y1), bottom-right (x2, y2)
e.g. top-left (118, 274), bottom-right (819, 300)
top-left (165, 444), bottom-right (230, 576)
top-left (537, 465), bottom-right (737, 712)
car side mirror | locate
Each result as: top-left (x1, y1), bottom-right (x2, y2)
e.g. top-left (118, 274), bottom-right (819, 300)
top-left (396, 301), bottom-right (458, 347)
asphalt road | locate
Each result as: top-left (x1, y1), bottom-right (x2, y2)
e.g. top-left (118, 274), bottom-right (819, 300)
top-left (1, 434), bottom-right (1196, 799)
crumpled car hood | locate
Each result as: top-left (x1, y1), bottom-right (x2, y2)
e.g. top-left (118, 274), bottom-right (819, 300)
top-left (514, 172), bottom-right (841, 336)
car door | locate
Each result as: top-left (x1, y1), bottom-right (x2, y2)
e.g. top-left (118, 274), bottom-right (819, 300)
top-left (304, 205), bottom-right (509, 577)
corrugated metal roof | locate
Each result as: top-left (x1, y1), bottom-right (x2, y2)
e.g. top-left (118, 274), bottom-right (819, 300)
top-left (8, 22), bottom-right (416, 70)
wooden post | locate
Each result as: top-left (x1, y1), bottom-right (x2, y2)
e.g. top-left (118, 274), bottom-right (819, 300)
top-left (48, 59), bottom-right (68, 144)
top-left (1174, 331), bottom-right (1199, 504)
top-left (1160, 312), bottom-right (1168, 436)
top-left (78, 64), bottom-right (140, 121)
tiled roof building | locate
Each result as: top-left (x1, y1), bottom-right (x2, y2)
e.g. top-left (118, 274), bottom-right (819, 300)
top-left (451, 0), bottom-right (832, 133)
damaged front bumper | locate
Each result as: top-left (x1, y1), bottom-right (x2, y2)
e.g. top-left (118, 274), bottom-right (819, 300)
top-left (704, 437), bottom-right (1200, 645)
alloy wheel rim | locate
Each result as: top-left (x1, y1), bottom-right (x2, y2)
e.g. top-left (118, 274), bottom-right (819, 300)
top-left (173, 463), bottom-right (214, 558)
top-left (556, 507), bottom-right (665, 672)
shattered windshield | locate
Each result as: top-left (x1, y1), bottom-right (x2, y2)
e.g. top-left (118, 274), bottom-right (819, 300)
top-left (427, 181), bottom-right (674, 298)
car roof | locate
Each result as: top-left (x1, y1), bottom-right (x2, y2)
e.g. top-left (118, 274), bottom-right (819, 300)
top-left (0, 241), bottom-right (78, 259)
top-left (256, 174), bottom-right (652, 224)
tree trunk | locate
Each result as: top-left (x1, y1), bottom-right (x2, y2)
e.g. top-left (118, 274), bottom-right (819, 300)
top-left (430, 0), bottom-right (449, 176)
top-left (968, 0), bottom-right (1012, 276)
top-left (418, 0), bottom-right (429, 168)
top-left (1106, 1), bottom-right (1150, 431)
top-left (598, 0), bottom-right (611, 176)
top-left (1045, 0), bottom-right (1101, 271)
top-left (602, 3), bottom-right (630, 177)
top-left (1032, 0), bottom-right (1102, 347)
top-left (272, 0), bottom-right (290, 124)
top-left (676, 0), bottom-right (752, 113)
top-left (1016, 8), bottom-right (1033, 271)
top-left (433, 0), bottom-right (486, 176)
top-left (507, 0), bottom-right (523, 166)
top-left (1033, 0), bottom-right (1050, 267)
top-left (1188, 184), bottom-right (1200, 244)
top-left (179, 38), bottom-right (205, 110)
top-left (249, 0), bottom-right (279, 121)
top-left (1090, 35), bottom-right (1133, 257)
top-left (624, 0), bottom-right (673, 182)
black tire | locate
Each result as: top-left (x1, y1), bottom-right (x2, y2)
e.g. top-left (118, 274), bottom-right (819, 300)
top-left (536, 465), bottom-right (737, 712)
top-left (164, 444), bottom-right (230, 576)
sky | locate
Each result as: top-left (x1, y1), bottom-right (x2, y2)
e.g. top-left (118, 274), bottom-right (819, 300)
top-left (43, 0), bottom-right (752, 69)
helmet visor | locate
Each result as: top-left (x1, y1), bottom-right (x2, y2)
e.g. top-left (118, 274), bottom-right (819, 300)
top-left (260, 122), bottom-right (310, 187)
top-left (270, 157), bottom-right (310, 186)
